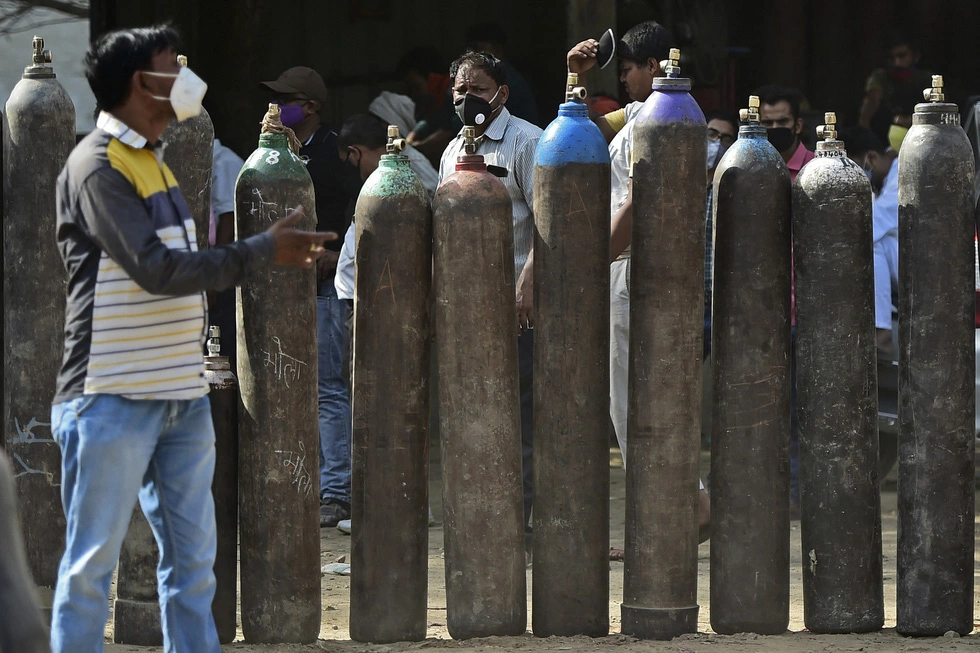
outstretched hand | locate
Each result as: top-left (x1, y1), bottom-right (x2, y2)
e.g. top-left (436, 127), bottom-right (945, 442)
top-left (567, 39), bottom-right (599, 74)
top-left (267, 207), bottom-right (337, 269)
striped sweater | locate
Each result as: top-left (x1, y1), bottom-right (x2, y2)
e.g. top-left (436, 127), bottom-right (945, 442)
top-left (54, 112), bottom-right (274, 403)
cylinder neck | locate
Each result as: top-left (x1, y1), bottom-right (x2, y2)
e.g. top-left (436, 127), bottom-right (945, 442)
top-left (455, 154), bottom-right (486, 172)
top-left (738, 123), bottom-right (767, 138)
top-left (557, 102), bottom-right (590, 118)
top-left (913, 101), bottom-right (959, 125)
top-left (380, 153), bottom-right (410, 168)
top-left (258, 132), bottom-right (289, 148)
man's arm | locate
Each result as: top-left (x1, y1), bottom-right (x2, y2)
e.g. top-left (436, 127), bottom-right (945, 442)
top-left (566, 38), bottom-right (619, 143)
top-left (78, 167), bottom-right (327, 296)
top-left (609, 181), bottom-right (633, 261)
top-left (514, 133), bottom-right (539, 331)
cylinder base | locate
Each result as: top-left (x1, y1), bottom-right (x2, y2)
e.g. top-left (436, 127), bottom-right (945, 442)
top-left (113, 598), bottom-right (162, 646)
top-left (621, 603), bottom-right (698, 640)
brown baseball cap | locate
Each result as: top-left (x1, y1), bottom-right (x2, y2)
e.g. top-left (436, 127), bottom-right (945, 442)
top-left (260, 66), bottom-right (327, 106)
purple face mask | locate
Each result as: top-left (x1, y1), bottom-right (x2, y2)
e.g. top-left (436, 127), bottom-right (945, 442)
top-left (279, 104), bottom-right (305, 128)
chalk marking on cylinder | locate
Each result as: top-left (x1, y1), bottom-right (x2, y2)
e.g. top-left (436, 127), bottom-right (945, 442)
top-left (374, 258), bottom-right (397, 308)
top-left (566, 185), bottom-right (592, 236)
top-left (259, 336), bottom-right (308, 388)
top-left (9, 453), bottom-right (58, 486)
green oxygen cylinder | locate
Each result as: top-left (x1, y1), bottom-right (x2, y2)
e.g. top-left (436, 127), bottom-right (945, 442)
top-left (236, 104), bottom-right (320, 644)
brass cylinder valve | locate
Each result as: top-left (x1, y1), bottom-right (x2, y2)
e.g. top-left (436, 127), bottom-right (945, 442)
top-left (208, 325), bottom-right (221, 356)
top-left (32, 35), bottom-right (52, 65)
top-left (739, 95), bottom-right (760, 124)
top-left (816, 112), bottom-right (837, 141)
top-left (463, 126), bottom-right (477, 154)
top-left (923, 74), bottom-right (945, 102)
top-left (661, 48), bottom-right (681, 78)
top-left (565, 73), bottom-right (587, 103)
top-left (386, 125), bottom-right (407, 154)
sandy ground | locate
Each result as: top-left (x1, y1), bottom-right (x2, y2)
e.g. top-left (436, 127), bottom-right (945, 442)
top-left (103, 447), bottom-right (980, 653)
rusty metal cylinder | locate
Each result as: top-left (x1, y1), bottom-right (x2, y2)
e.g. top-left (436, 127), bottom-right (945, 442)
top-left (349, 129), bottom-right (431, 643)
top-left (114, 510), bottom-right (161, 645)
top-left (2, 34), bottom-right (74, 602)
top-left (896, 78), bottom-right (976, 637)
top-left (236, 106), bottom-right (319, 643)
top-left (433, 129), bottom-right (526, 640)
top-left (792, 115), bottom-right (883, 634)
top-left (204, 326), bottom-right (238, 644)
top-left (710, 96), bottom-right (792, 636)
top-left (162, 55), bottom-right (213, 251)
top-left (622, 54), bottom-right (706, 640)
top-left (0, 451), bottom-right (52, 653)
top-left (531, 82), bottom-right (611, 639)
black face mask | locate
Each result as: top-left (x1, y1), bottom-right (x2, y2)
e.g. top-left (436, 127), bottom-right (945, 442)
top-left (454, 88), bottom-right (501, 127)
top-left (341, 150), bottom-right (363, 198)
top-left (766, 126), bottom-right (797, 153)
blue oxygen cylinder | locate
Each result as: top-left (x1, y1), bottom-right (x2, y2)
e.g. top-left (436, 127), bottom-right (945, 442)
top-left (531, 72), bottom-right (611, 638)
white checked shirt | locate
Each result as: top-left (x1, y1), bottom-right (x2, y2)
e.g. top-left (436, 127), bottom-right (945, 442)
top-left (439, 106), bottom-right (542, 282)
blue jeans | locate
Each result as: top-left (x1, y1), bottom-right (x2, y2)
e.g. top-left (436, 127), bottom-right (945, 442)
top-left (317, 287), bottom-right (352, 506)
top-left (49, 394), bottom-right (218, 653)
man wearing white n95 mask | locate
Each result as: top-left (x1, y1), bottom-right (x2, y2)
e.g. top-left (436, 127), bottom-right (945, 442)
top-left (49, 26), bottom-right (334, 653)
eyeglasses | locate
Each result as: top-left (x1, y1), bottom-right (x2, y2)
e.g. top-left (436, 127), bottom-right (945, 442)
top-left (707, 127), bottom-right (735, 148)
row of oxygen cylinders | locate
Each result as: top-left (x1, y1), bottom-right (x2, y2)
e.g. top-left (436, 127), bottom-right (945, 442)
top-left (346, 56), bottom-right (976, 643)
top-left (3, 33), bottom-right (975, 645)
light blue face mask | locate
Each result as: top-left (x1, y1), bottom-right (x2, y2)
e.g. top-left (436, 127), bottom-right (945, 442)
top-left (707, 138), bottom-right (724, 170)
top-left (863, 166), bottom-right (874, 182)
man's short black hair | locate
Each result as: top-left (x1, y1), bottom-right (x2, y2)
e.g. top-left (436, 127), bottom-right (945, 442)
top-left (883, 28), bottom-right (919, 54)
top-left (338, 113), bottom-right (388, 151)
top-left (396, 47), bottom-right (446, 79)
top-left (705, 109), bottom-right (739, 135)
top-left (617, 21), bottom-right (672, 65)
top-left (839, 126), bottom-right (886, 160)
top-left (754, 84), bottom-right (804, 121)
top-left (466, 22), bottom-right (508, 47)
top-left (85, 25), bottom-right (179, 112)
top-left (449, 51), bottom-right (506, 87)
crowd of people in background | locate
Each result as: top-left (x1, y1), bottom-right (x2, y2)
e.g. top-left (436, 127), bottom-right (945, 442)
top-left (263, 21), bottom-right (921, 546)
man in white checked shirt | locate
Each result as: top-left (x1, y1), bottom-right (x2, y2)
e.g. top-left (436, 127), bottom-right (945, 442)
top-left (438, 50), bottom-right (542, 532)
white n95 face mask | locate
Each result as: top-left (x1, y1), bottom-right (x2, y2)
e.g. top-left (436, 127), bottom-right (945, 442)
top-left (144, 66), bottom-right (208, 122)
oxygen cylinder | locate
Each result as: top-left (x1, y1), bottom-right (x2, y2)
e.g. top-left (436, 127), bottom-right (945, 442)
top-left (530, 73), bottom-right (610, 638)
top-left (114, 510), bottom-right (162, 645)
top-left (710, 95), bottom-right (792, 635)
top-left (433, 126), bottom-right (526, 639)
top-left (621, 50), bottom-right (706, 640)
top-left (793, 113), bottom-right (883, 634)
top-left (896, 75), bottom-right (976, 637)
top-left (349, 127), bottom-right (431, 643)
top-left (236, 104), bottom-right (319, 644)
top-left (2, 35), bottom-right (74, 598)
top-left (205, 326), bottom-right (239, 644)
top-left (162, 55), bottom-right (214, 251)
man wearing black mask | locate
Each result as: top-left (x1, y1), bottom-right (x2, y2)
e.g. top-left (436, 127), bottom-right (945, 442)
top-left (261, 67), bottom-right (358, 528)
top-left (755, 84), bottom-right (814, 182)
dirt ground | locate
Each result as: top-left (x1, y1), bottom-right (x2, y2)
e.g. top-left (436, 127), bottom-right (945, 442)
top-left (104, 448), bottom-right (980, 653)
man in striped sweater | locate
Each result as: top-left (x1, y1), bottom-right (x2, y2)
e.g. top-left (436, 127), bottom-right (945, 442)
top-left (50, 25), bottom-right (332, 653)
